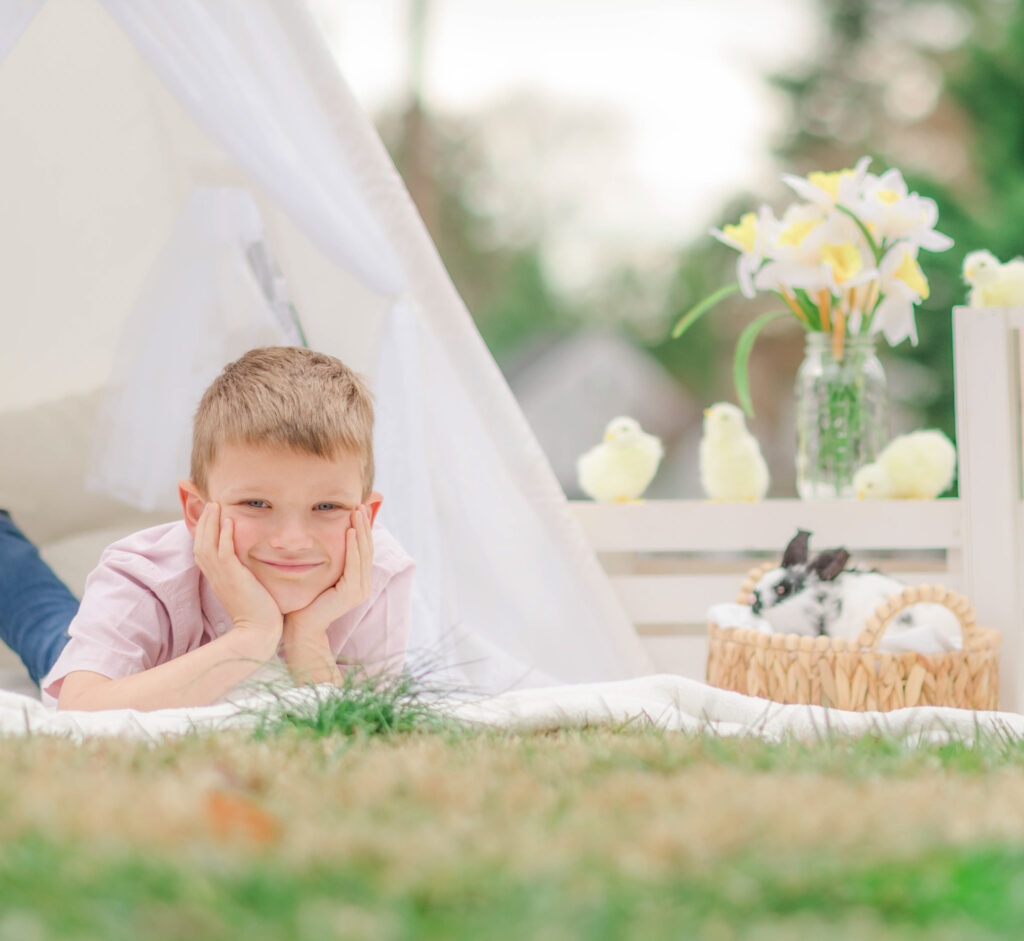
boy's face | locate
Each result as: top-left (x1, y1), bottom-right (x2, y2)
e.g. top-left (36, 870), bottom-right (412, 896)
top-left (180, 442), bottom-right (381, 615)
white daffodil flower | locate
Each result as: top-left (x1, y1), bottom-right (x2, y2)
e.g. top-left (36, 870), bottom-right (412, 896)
top-left (751, 202), bottom-right (830, 294)
top-left (754, 205), bottom-right (875, 299)
top-left (854, 168), bottom-right (953, 253)
top-left (782, 155), bottom-right (873, 207)
top-left (870, 247), bottom-right (931, 346)
top-left (711, 205), bottom-right (780, 298)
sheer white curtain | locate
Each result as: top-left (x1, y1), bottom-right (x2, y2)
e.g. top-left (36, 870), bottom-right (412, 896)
top-left (87, 187), bottom-right (301, 511)
top-left (99, 0), bottom-right (404, 296)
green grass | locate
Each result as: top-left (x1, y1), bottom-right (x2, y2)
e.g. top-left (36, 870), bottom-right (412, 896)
top-left (3, 834), bottom-right (1024, 939)
top-left (4, 707), bottom-right (1024, 939)
top-left (251, 671), bottom-right (453, 741)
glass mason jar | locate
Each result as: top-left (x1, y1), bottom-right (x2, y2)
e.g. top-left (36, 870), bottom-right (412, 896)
top-left (795, 332), bottom-right (888, 499)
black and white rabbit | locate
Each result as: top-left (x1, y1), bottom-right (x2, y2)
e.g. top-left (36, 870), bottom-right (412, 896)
top-left (748, 530), bottom-right (962, 649)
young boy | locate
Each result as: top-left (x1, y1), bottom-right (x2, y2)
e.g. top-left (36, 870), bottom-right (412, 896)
top-left (2, 347), bottom-right (414, 711)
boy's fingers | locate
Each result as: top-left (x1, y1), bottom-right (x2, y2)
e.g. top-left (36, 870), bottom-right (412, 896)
top-left (344, 526), bottom-right (359, 582)
top-left (218, 514), bottom-right (236, 562)
top-left (357, 506), bottom-right (371, 557)
top-left (362, 506), bottom-right (373, 548)
top-left (195, 504), bottom-right (213, 558)
top-left (358, 509), bottom-right (373, 594)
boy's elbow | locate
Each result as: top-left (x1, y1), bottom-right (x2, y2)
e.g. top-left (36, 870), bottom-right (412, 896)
top-left (56, 672), bottom-right (113, 711)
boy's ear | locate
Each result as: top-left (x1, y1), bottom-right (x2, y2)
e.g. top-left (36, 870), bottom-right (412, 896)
top-left (178, 479), bottom-right (206, 536)
top-left (365, 491), bottom-right (383, 526)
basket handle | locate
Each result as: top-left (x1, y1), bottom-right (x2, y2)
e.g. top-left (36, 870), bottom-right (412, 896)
top-left (857, 585), bottom-right (983, 650)
top-left (736, 562), bottom-right (779, 605)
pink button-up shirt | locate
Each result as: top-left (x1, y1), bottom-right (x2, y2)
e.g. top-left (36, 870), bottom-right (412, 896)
top-left (41, 520), bottom-right (415, 707)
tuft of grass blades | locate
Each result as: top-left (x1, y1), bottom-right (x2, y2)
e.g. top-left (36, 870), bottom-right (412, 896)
top-left (252, 671), bottom-right (456, 741)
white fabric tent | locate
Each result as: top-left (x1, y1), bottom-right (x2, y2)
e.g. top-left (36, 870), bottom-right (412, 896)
top-left (0, 0), bottom-right (653, 692)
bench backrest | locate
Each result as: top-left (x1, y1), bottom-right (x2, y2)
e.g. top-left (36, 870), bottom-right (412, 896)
top-left (570, 498), bottom-right (962, 682)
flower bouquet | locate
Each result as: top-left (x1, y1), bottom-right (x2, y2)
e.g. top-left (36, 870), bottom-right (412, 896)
top-left (674, 157), bottom-right (953, 497)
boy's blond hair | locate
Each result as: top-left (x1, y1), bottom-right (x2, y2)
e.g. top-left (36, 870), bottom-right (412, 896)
top-left (191, 347), bottom-right (375, 496)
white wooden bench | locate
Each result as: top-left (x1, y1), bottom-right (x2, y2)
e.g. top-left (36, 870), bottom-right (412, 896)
top-left (570, 498), bottom-right (962, 678)
top-left (571, 305), bottom-right (1024, 713)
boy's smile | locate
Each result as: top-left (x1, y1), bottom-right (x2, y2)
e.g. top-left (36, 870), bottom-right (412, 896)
top-left (181, 442), bottom-right (381, 614)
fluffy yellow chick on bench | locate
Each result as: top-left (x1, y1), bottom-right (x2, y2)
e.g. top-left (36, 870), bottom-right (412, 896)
top-left (699, 403), bottom-right (769, 502)
top-left (577, 416), bottom-right (663, 502)
top-left (853, 429), bottom-right (957, 500)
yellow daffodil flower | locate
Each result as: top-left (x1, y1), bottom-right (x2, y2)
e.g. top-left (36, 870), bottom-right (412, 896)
top-left (820, 242), bottom-right (863, 285)
top-left (871, 246), bottom-right (932, 346)
top-left (719, 212), bottom-right (758, 253)
top-left (712, 206), bottom-right (781, 298)
top-left (778, 218), bottom-right (820, 248)
top-left (893, 251), bottom-right (930, 299)
top-left (807, 169), bottom-right (857, 200)
top-left (783, 156), bottom-right (872, 207)
top-left (853, 168), bottom-right (953, 252)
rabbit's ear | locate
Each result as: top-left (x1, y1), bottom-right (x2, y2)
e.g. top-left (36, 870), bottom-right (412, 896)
top-left (782, 530), bottom-right (812, 568)
top-left (810, 549), bottom-right (849, 581)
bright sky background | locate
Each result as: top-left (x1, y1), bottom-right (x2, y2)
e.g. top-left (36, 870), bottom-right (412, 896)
top-left (317, 0), bottom-right (818, 276)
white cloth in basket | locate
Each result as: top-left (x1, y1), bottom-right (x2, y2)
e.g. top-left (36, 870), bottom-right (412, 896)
top-left (708, 603), bottom-right (962, 654)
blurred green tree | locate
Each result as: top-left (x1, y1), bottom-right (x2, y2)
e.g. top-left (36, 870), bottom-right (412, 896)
top-left (382, 102), bottom-right (580, 363)
top-left (373, 0), bottom-right (579, 366)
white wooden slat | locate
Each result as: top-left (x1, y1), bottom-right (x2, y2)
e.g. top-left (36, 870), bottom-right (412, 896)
top-left (611, 572), bottom-right (964, 626)
top-left (636, 623), bottom-right (709, 638)
top-left (598, 554), bottom-right (953, 576)
top-left (610, 574), bottom-right (746, 624)
top-left (570, 499), bottom-right (960, 553)
top-left (954, 306), bottom-right (1024, 711)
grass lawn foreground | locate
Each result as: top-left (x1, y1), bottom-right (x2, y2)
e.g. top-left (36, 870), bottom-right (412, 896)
top-left (3, 685), bottom-right (1024, 939)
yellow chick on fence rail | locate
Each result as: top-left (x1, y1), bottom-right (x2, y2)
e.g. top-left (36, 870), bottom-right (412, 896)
top-left (699, 402), bottom-right (769, 502)
top-left (576, 416), bottom-right (663, 503)
top-left (853, 429), bottom-right (957, 500)
top-left (963, 250), bottom-right (1024, 307)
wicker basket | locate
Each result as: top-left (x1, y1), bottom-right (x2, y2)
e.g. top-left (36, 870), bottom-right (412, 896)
top-left (706, 562), bottom-right (1001, 711)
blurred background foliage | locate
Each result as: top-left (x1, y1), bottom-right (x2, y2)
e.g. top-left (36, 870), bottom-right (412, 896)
top-left (370, 0), bottom-right (1024, 497)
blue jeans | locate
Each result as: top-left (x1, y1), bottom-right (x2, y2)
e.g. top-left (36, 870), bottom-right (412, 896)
top-left (0, 512), bottom-right (76, 684)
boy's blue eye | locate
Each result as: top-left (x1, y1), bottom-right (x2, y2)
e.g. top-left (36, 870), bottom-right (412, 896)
top-left (314, 503), bottom-right (341, 511)
top-left (245, 500), bottom-right (270, 508)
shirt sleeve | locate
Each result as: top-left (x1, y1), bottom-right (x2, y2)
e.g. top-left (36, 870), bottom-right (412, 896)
top-left (41, 551), bottom-right (171, 701)
top-left (328, 559), bottom-right (415, 678)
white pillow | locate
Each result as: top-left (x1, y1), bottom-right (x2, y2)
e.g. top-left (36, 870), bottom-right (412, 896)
top-left (0, 389), bottom-right (174, 546)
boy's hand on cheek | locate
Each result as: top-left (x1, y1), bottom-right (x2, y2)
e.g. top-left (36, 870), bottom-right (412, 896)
top-left (194, 502), bottom-right (283, 638)
top-left (285, 505), bottom-right (374, 635)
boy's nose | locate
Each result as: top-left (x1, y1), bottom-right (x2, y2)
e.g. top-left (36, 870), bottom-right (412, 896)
top-left (267, 515), bottom-right (314, 551)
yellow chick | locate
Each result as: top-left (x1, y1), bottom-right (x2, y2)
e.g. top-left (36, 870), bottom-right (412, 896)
top-left (576, 416), bottom-right (664, 502)
top-left (699, 402), bottom-right (769, 501)
top-left (963, 250), bottom-right (1024, 307)
top-left (853, 430), bottom-right (956, 499)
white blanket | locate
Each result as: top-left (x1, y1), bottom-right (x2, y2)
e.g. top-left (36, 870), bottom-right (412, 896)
top-left (2, 675), bottom-right (1023, 746)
